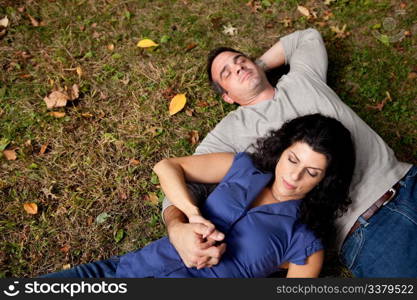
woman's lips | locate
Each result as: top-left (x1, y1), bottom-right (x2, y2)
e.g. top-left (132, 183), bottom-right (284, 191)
top-left (282, 178), bottom-right (296, 190)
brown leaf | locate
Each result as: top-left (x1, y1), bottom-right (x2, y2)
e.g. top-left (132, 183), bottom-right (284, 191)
top-left (188, 130), bottom-right (199, 146)
top-left (280, 17), bottom-right (292, 28)
top-left (107, 43), bottom-right (115, 51)
top-left (99, 92), bottom-right (108, 100)
top-left (48, 111), bottom-right (66, 118)
top-left (185, 43), bottom-right (198, 52)
top-left (39, 143), bottom-right (49, 155)
top-left (81, 113), bottom-right (93, 118)
top-left (400, 2), bottom-right (407, 9)
top-left (161, 87), bottom-right (176, 100)
top-left (27, 14), bottom-right (40, 27)
top-left (404, 31), bottom-right (412, 37)
top-left (246, 0), bottom-right (261, 13)
top-left (23, 202), bottom-right (38, 214)
top-left (297, 5), bottom-right (311, 17)
top-left (68, 84), bottom-right (79, 101)
top-left (60, 245), bottom-right (70, 253)
top-left (118, 191), bottom-right (128, 200)
top-left (18, 7), bottom-right (26, 13)
top-left (408, 71), bottom-right (417, 80)
top-left (185, 108), bottom-right (194, 116)
top-left (3, 149), bottom-right (17, 160)
top-left (129, 159), bottom-right (140, 166)
top-left (196, 101), bottom-right (209, 107)
top-left (210, 16), bottom-right (223, 29)
top-left (62, 264), bottom-right (71, 270)
top-left (43, 91), bottom-right (69, 109)
top-left (330, 24), bottom-right (350, 38)
top-left (146, 192), bottom-right (159, 205)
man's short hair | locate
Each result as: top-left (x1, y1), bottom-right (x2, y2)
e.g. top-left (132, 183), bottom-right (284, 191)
top-left (206, 47), bottom-right (245, 95)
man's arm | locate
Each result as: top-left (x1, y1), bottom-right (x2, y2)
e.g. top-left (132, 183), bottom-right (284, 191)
top-left (256, 40), bottom-right (286, 72)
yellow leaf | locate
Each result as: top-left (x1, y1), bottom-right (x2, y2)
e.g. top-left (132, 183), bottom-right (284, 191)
top-left (3, 149), bottom-right (17, 160)
top-left (107, 43), bottom-right (115, 51)
top-left (169, 93), bottom-right (186, 116)
top-left (76, 66), bottom-right (83, 78)
top-left (23, 202), bottom-right (38, 214)
top-left (297, 5), bottom-right (310, 17)
top-left (137, 39), bottom-right (159, 48)
top-left (81, 113), bottom-right (93, 118)
top-left (0, 16), bottom-right (9, 27)
top-left (129, 159), bottom-right (140, 166)
top-left (49, 111), bottom-right (66, 118)
top-left (147, 192), bottom-right (159, 205)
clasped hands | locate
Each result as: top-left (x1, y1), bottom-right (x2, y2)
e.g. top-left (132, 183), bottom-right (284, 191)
top-left (168, 214), bottom-right (226, 269)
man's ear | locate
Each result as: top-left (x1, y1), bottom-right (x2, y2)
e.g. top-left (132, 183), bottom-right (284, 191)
top-left (222, 93), bottom-right (234, 104)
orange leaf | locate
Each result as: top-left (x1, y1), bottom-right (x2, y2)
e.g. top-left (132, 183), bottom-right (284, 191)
top-left (48, 111), bottom-right (66, 118)
top-left (81, 113), bottom-right (93, 118)
top-left (23, 202), bottom-right (38, 214)
top-left (39, 143), bottom-right (48, 155)
top-left (27, 14), bottom-right (40, 27)
top-left (3, 149), bottom-right (17, 160)
top-left (169, 93), bottom-right (186, 116)
top-left (129, 159), bottom-right (140, 166)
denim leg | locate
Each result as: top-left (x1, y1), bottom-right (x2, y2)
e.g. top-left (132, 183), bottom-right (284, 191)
top-left (341, 166), bottom-right (417, 277)
top-left (40, 256), bottom-right (120, 278)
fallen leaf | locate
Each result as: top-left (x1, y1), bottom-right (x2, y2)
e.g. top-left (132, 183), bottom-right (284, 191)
top-left (81, 113), bottom-right (93, 118)
top-left (297, 5), bottom-right (311, 17)
top-left (185, 42), bottom-right (198, 52)
top-left (118, 191), bottom-right (128, 200)
top-left (43, 91), bottom-right (69, 109)
top-left (196, 101), bottom-right (209, 107)
top-left (330, 24), bottom-right (350, 38)
top-left (3, 149), bottom-right (17, 160)
top-left (185, 108), bottom-right (194, 116)
top-left (68, 84), bottom-right (79, 101)
top-left (188, 130), bottom-right (199, 145)
top-left (96, 212), bottom-right (109, 224)
top-left (60, 245), bottom-right (70, 253)
top-left (18, 7), bottom-right (25, 13)
top-left (129, 159), bottom-right (140, 166)
top-left (169, 93), bottom-right (186, 116)
top-left (39, 143), bottom-right (48, 155)
top-left (48, 111), bottom-right (66, 118)
top-left (62, 264), bottom-right (71, 270)
top-left (324, 0), bottom-right (336, 5)
top-left (107, 43), bottom-right (115, 51)
top-left (281, 17), bottom-right (292, 27)
top-left (400, 2), bottom-right (407, 9)
top-left (0, 138), bottom-right (10, 151)
top-left (0, 16), bottom-right (9, 27)
top-left (246, 0), bottom-right (262, 13)
top-left (0, 29), bottom-right (6, 38)
top-left (210, 16), bottom-right (223, 29)
top-left (27, 14), bottom-right (40, 27)
top-left (367, 91), bottom-right (392, 111)
top-left (223, 23), bottom-right (238, 36)
top-left (41, 187), bottom-right (58, 199)
top-left (76, 66), bottom-right (83, 78)
top-left (146, 192), bottom-right (159, 205)
top-left (99, 92), bottom-right (108, 100)
top-left (408, 71), bottom-right (417, 80)
top-left (137, 39), bottom-right (158, 48)
top-left (92, 31), bottom-right (100, 39)
top-left (404, 31), bottom-right (412, 37)
top-left (146, 126), bottom-right (163, 137)
top-left (23, 202), bottom-right (38, 214)
top-left (114, 229), bottom-right (124, 243)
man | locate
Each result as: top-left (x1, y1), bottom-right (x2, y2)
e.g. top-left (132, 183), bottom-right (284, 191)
top-left (162, 28), bottom-right (416, 277)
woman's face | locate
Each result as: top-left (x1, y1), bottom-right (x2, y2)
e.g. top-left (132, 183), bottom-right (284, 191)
top-left (271, 142), bottom-right (328, 201)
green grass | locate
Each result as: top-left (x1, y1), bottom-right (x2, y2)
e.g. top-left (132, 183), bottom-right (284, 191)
top-left (0, 0), bottom-right (416, 277)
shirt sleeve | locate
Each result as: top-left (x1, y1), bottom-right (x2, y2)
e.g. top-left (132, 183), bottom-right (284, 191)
top-left (280, 28), bottom-right (328, 82)
top-left (286, 231), bottom-right (324, 265)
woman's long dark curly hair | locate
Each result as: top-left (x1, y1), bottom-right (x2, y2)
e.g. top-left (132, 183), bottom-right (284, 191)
top-left (250, 114), bottom-right (355, 247)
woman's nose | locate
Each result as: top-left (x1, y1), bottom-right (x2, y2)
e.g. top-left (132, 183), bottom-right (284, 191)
top-left (291, 169), bottom-right (302, 181)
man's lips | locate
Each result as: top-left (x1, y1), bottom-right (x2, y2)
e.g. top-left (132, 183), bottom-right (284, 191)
top-left (282, 178), bottom-right (296, 190)
top-left (240, 70), bottom-right (251, 82)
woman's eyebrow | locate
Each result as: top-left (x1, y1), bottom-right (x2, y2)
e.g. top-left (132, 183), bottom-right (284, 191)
top-left (289, 150), bottom-right (324, 171)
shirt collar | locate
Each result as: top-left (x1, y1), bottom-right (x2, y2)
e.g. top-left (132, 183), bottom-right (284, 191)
top-left (249, 199), bottom-right (302, 217)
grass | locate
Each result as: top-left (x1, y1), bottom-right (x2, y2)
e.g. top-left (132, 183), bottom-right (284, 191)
top-left (0, 0), bottom-right (416, 277)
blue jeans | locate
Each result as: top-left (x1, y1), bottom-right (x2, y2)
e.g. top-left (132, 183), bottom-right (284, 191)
top-left (341, 166), bottom-right (417, 277)
top-left (41, 256), bottom-right (120, 278)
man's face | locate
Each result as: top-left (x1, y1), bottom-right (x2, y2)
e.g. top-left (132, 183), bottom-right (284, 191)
top-left (211, 51), bottom-right (267, 105)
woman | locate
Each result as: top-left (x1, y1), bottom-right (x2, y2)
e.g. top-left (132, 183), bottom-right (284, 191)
top-left (43, 113), bottom-right (355, 278)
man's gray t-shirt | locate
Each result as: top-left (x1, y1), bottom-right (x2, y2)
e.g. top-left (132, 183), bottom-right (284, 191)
top-left (163, 28), bottom-right (411, 249)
